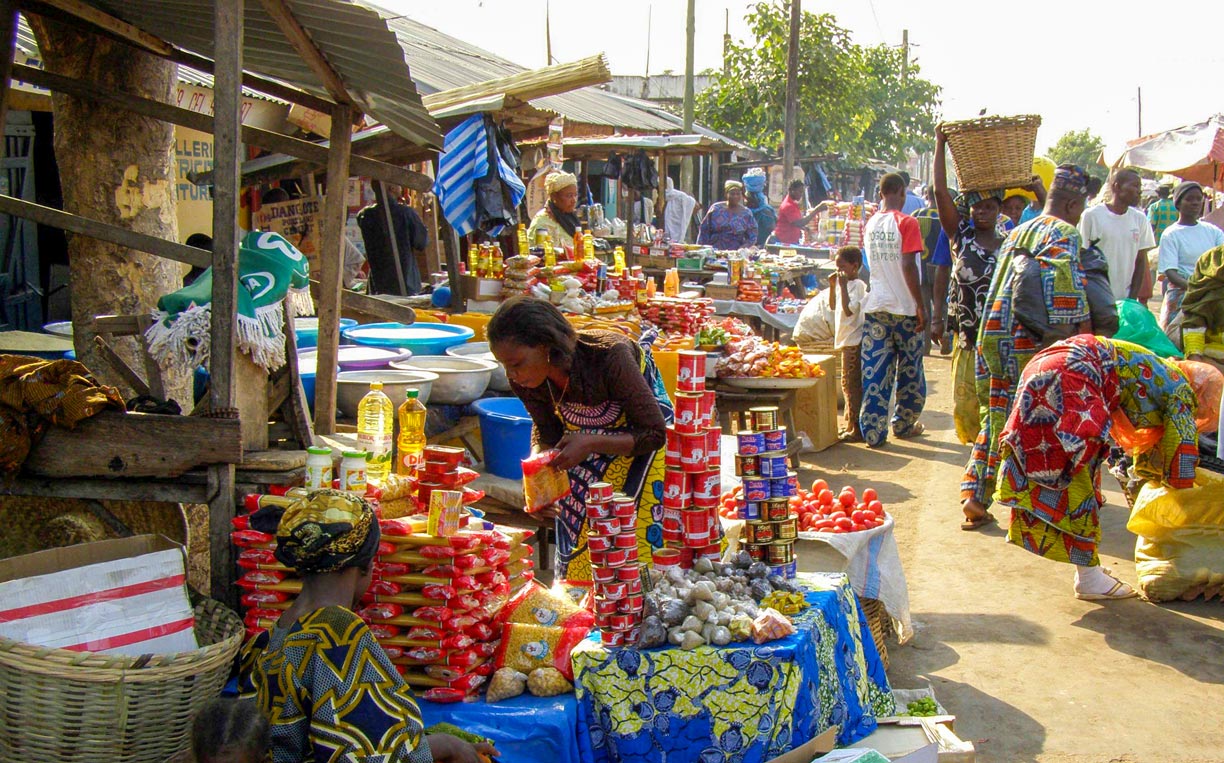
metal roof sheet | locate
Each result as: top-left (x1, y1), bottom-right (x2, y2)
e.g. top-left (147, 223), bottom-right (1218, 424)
top-left (81, 0), bottom-right (441, 148)
top-left (366, 5), bottom-right (678, 133)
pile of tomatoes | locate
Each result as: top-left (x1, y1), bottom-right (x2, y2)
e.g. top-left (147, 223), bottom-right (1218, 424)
top-left (794, 480), bottom-right (887, 533)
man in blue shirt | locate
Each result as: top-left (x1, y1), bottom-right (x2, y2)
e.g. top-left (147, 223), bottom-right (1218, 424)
top-left (900, 172), bottom-right (926, 215)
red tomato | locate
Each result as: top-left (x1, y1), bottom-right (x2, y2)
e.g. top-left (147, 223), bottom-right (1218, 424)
top-left (872, 517), bottom-right (885, 527)
top-left (811, 479), bottom-right (829, 494)
top-left (851, 522), bottom-right (867, 532)
top-left (840, 486), bottom-right (857, 500)
top-left (829, 510), bottom-right (847, 521)
top-left (818, 490), bottom-right (835, 506)
top-left (813, 519), bottom-right (834, 530)
top-left (835, 517), bottom-right (854, 531)
top-left (862, 488), bottom-right (878, 503)
top-left (851, 510), bottom-right (868, 524)
top-left (838, 493), bottom-right (856, 508)
top-left (867, 500), bottom-right (884, 515)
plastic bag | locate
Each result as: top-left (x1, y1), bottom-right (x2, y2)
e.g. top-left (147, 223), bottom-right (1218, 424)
top-left (1172, 359), bottom-right (1224, 432)
top-left (521, 450), bottom-right (571, 513)
top-left (485, 667), bottom-right (528, 702)
top-left (526, 666), bottom-right (573, 697)
top-left (502, 580), bottom-right (594, 629)
top-left (493, 623), bottom-right (588, 681)
top-left (1114, 299), bottom-right (1183, 358)
top-left (1110, 409), bottom-right (1163, 453)
top-left (751, 607), bottom-right (795, 644)
top-left (792, 289), bottom-right (835, 347)
top-left (1128, 470), bottom-right (1224, 601)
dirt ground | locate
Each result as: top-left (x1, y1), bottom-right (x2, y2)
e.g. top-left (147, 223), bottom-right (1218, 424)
top-left (794, 353), bottom-right (1224, 763)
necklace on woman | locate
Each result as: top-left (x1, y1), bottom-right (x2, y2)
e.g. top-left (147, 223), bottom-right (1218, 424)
top-left (547, 374), bottom-right (571, 419)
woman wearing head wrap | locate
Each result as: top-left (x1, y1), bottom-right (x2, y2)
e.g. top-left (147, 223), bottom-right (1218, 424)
top-left (741, 171), bottom-right (777, 247)
top-left (527, 170), bottom-right (582, 258)
top-left (995, 336), bottom-right (1207, 600)
top-left (697, 179), bottom-right (758, 250)
top-left (932, 129), bottom-right (1008, 446)
top-left (238, 489), bottom-right (496, 763)
top-left (960, 165), bottom-right (1119, 531)
top-left (1156, 181), bottom-right (1224, 329)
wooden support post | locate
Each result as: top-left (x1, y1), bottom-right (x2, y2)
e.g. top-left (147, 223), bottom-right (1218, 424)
top-left (373, 180), bottom-right (407, 295)
top-left (0, 2), bottom-right (15, 151)
top-left (443, 219), bottom-right (466, 314)
top-left (209, 0), bottom-right (244, 606)
top-left (313, 105), bottom-right (354, 436)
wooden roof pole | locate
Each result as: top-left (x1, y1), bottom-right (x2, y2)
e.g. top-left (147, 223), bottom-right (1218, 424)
top-left (24, 0), bottom-right (173, 55)
top-left (258, 0), bottom-right (353, 106)
top-left (313, 104), bottom-right (353, 436)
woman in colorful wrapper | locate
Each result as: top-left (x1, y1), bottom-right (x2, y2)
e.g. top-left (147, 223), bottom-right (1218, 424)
top-left (237, 489), bottom-right (497, 763)
top-left (488, 296), bottom-right (671, 593)
top-left (994, 335), bottom-right (1216, 599)
top-left (697, 179), bottom-right (759, 250)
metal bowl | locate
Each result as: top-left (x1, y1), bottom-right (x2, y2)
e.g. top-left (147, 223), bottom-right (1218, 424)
top-left (446, 341), bottom-right (510, 392)
top-left (335, 369), bottom-right (439, 418)
top-left (391, 356), bottom-right (497, 405)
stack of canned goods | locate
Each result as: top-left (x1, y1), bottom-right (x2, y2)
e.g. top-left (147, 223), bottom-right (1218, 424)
top-left (733, 406), bottom-right (797, 578)
top-left (656, 350), bottom-right (723, 570)
top-left (586, 481), bottom-right (645, 647)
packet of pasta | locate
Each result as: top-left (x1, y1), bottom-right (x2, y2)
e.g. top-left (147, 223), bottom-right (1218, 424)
top-left (521, 449), bottom-right (571, 513)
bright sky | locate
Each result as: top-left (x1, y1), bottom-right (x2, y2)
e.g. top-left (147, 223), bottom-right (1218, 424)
top-left (379, 0), bottom-right (1224, 155)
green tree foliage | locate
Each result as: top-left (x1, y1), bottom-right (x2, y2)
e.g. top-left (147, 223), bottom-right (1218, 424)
top-left (1047, 129), bottom-right (1106, 174)
top-left (696, 1), bottom-right (941, 164)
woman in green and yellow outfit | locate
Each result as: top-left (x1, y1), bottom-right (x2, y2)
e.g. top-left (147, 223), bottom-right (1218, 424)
top-left (489, 297), bottom-right (671, 591)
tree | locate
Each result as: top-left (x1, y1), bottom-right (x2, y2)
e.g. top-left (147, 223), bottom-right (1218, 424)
top-left (1047, 129), bottom-right (1106, 175)
top-left (30, 17), bottom-right (191, 406)
top-left (696, 1), bottom-right (940, 164)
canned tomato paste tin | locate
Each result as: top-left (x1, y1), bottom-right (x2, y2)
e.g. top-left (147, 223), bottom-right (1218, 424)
top-left (609, 613), bottom-right (636, 630)
top-left (588, 481), bottom-right (613, 503)
top-left (594, 596), bottom-right (618, 614)
top-left (663, 470), bottom-right (691, 501)
top-left (603, 548), bottom-right (628, 567)
top-left (600, 629), bottom-right (626, 647)
top-left (587, 534), bottom-right (612, 552)
top-left (665, 427), bottom-right (682, 469)
top-left (750, 406), bottom-right (778, 432)
top-left (737, 430), bottom-right (766, 455)
top-left (652, 547), bottom-right (682, 568)
top-left (676, 350), bottom-right (706, 392)
top-left (786, 471), bottom-right (800, 495)
top-left (613, 533), bottom-right (637, 549)
top-left (662, 511), bottom-right (683, 544)
top-left (679, 432), bottom-right (707, 473)
top-left (737, 501), bottom-right (761, 521)
top-left (592, 566), bottom-right (616, 584)
top-left (589, 549), bottom-right (607, 566)
top-left (758, 452), bottom-right (788, 479)
top-left (742, 477), bottom-right (770, 502)
top-left (691, 470), bottom-right (721, 500)
top-left (767, 540), bottom-right (794, 565)
top-left (590, 518), bottom-right (620, 537)
top-left (692, 493), bottom-right (719, 510)
top-left (586, 500), bottom-right (611, 520)
top-left (698, 544), bottom-right (722, 561)
top-left (770, 476), bottom-right (795, 499)
top-left (700, 390), bottom-right (717, 428)
top-left (764, 498), bottom-right (791, 522)
top-left (762, 427), bottom-right (787, 452)
top-left (612, 497), bottom-right (636, 517)
top-left (746, 543), bottom-right (769, 561)
top-left (674, 393), bottom-right (703, 433)
top-left (682, 507), bottom-right (712, 542)
top-left (746, 520), bottom-right (775, 544)
top-left (616, 566), bottom-right (640, 583)
top-left (769, 561), bottom-right (797, 579)
top-left (619, 594), bottom-right (645, 614)
top-left (705, 426), bottom-right (722, 467)
top-left (597, 581), bottom-right (627, 600)
top-left (735, 454), bottom-right (759, 477)
top-left (774, 517), bottom-right (798, 541)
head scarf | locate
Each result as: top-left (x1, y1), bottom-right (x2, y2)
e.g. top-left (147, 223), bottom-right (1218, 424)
top-left (955, 188), bottom-right (1006, 216)
top-left (741, 171), bottom-right (767, 194)
top-left (251, 488), bottom-right (380, 575)
top-left (1051, 164), bottom-right (1090, 196)
top-left (724, 180), bottom-right (745, 195)
top-left (545, 171), bottom-right (578, 196)
top-left (1174, 181), bottom-right (1202, 208)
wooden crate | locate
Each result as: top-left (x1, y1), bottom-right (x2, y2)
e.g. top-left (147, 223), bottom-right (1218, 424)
top-left (792, 353), bottom-right (838, 452)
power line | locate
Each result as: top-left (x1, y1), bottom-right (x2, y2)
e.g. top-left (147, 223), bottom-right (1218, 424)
top-left (864, 0), bottom-right (885, 42)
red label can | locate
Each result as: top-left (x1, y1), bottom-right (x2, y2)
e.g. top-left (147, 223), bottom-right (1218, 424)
top-left (662, 510), bottom-right (683, 544)
top-left (701, 391), bottom-right (717, 428)
top-left (674, 393), bottom-right (703, 433)
top-left (681, 507), bottom-right (711, 542)
top-left (603, 548), bottom-right (628, 567)
top-left (616, 566), bottom-right (641, 582)
top-left (586, 501), bottom-right (612, 520)
top-left (588, 481), bottom-right (614, 503)
top-left (590, 518), bottom-right (621, 537)
top-left (597, 581), bottom-right (627, 600)
top-left (619, 593), bottom-right (645, 613)
top-left (665, 427), bottom-right (682, 469)
top-left (705, 426), bottom-right (722, 468)
top-left (691, 470), bottom-right (721, 500)
top-left (663, 470), bottom-right (691, 503)
top-left (676, 350), bottom-right (706, 392)
top-left (600, 629), bottom-right (625, 647)
top-left (614, 533), bottom-right (637, 549)
top-left (612, 497), bottom-right (636, 518)
top-left (592, 566), bottom-right (616, 584)
top-left (594, 596), bottom-right (618, 614)
top-left (679, 432), bottom-right (707, 473)
top-left (588, 534), bottom-right (612, 552)
top-left (652, 547), bottom-right (681, 568)
top-left (692, 492), bottom-right (719, 510)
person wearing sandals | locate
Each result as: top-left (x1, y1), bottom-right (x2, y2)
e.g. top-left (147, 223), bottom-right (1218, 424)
top-left (995, 335), bottom-right (1206, 600)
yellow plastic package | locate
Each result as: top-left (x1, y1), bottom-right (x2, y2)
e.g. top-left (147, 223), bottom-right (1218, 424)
top-left (1127, 470), bottom-right (1224, 601)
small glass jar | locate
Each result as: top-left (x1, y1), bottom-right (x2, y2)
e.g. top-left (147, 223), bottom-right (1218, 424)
top-left (305, 446), bottom-right (333, 490)
top-left (341, 450), bottom-right (368, 495)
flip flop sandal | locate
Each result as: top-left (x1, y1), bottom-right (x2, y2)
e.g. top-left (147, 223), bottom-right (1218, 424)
top-left (960, 511), bottom-right (995, 531)
top-left (896, 422), bottom-right (926, 439)
top-left (1075, 579), bottom-right (1139, 601)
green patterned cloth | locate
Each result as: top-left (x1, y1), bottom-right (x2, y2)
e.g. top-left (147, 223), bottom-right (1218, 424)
top-left (146, 231), bottom-right (314, 372)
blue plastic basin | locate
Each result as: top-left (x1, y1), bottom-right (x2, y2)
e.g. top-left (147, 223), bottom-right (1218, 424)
top-left (294, 317), bottom-right (357, 349)
top-left (472, 397), bottom-right (534, 480)
top-left (342, 322), bottom-right (474, 356)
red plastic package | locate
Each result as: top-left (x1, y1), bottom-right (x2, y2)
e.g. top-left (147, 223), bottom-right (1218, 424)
top-left (358, 603), bottom-right (404, 621)
top-left (413, 605), bottom-right (453, 621)
top-left (238, 570), bottom-right (285, 586)
top-left (423, 564), bottom-right (459, 579)
top-left (367, 580), bottom-right (402, 596)
top-left (241, 590), bottom-right (288, 606)
top-left (230, 529), bottom-right (274, 548)
top-left (408, 626), bottom-right (445, 641)
top-left (421, 584), bottom-right (457, 600)
top-left (368, 623), bottom-right (401, 639)
top-left (379, 518), bottom-right (415, 536)
top-left (230, 515), bottom-right (251, 531)
top-left (521, 450), bottom-right (571, 513)
top-left (421, 687), bottom-right (467, 704)
top-left (420, 545), bottom-right (457, 559)
top-left (375, 562), bottom-right (414, 577)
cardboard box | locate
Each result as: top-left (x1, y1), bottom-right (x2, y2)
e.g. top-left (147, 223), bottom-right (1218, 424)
top-left (846, 720), bottom-right (974, 763)
top-left (460, 275), bottom-right (507, 301)
top-left (253, 196), bottom-right (326, 271)
top-left (792, 353), bottom-right (839, 452)
top-left (0, 535), bottom-right (197, 656)
top-left (765, 726), bottom-right (838, 763)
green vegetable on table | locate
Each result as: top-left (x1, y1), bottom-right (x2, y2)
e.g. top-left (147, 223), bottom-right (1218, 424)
top-left (903, 697), bottom-right (940, 717)
top-left (426, 722), bottom-right (492, 745)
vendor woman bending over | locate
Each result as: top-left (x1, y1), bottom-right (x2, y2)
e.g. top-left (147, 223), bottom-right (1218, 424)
top-left (489, 297), bottom-right (672, 592)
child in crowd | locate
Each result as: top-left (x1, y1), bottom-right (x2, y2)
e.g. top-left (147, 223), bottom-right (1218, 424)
top-left (828, 246), bottom-right (868, 442)
top-left (192, 697), bottom-right (270, 763)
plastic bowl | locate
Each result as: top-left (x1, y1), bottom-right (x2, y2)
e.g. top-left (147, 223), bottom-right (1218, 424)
top-left (342, 322), bottom-right (474, 356)
top-left (297, 345), bottom-right (412, 373)
top-left (446, 341), bottom-right (509, 392)
top-left (294, 317), bottom-right (357, 349)
top-left (42, 321), bottom-right (73, 337)
top-left (391, 356), bottom-right (497, 405)
top-left (335, 369), bottom-right (439, 418)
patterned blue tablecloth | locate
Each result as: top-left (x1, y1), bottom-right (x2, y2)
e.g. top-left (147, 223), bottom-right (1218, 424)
top-left (571, 572), bottom-right (893, 763)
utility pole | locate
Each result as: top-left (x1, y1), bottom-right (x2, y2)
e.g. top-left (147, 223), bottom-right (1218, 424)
top-left (545, 0), bottom-right (553, 66)
top-left (644, 5), bottom-right (652, 83)
top-left (782, 0), bottom-right (801, 183)
top-left (1137, 86), bottom-right (1143, 137)
top-left (680, 0), bottom-right (696, 195)
top-left (723, 9), bottom-right (730, 76)
top-left (901, 29), bottom-right (909, 84)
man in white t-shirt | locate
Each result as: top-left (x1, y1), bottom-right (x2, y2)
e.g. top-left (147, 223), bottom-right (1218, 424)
top-left (1078, 168), bottom-right (1155, 302)
top-left (859, 173), bottom-right (927, 447)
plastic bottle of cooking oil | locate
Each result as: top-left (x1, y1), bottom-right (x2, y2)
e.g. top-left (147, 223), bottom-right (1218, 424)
top-left (356, 382), bottom-right (394, 485)
top-left (516, 223), bottom-right (530, 257)
top-left (396, 389), bottom-right (427, 476)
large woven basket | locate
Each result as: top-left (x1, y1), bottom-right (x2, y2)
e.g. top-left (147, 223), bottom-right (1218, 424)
top-left (941, 114), bottom-right (1042, 192)
top-left (0, 597), bottom-right (243, 763)
top-left (861, 597), bottom-right (891, 670)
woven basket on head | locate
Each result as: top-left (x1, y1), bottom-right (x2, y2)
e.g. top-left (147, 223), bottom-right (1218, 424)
top-left (941, 114), bottom-right (1042, 192)
top-left (861, 597), bottom-right (891, 670)
top-left (0, 597), bottom-right (243, 763)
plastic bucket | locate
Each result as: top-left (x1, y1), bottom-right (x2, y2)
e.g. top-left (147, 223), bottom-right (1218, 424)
top-left (472, 397), bottom-right (534, 480)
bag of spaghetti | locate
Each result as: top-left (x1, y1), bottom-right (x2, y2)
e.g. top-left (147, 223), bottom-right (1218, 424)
top-left (521, 449), bottom-right (570, 514)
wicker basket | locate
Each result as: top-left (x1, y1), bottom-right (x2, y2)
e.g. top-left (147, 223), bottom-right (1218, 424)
top-left (861, 597), bottom-right (891, 670)
top-left (941, 114), bottom-right (1042, 192)
top-left (0, 597), bottom-right (243, 763)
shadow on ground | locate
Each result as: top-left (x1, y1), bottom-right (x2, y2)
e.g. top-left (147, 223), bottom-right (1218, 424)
top-left (1072, 602), bottom-right (1224, 683)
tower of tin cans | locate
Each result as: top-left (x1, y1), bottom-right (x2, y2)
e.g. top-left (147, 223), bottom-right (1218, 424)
top-left (656, 350), bottom-right (723, 570)
top-left (585, 482), bottom-right (645, 647)
top-left (732, 407), bottom-right (798, 578)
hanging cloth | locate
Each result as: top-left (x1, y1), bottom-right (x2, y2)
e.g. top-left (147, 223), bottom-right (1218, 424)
top-left (434, 114), bottom-right (526, 237)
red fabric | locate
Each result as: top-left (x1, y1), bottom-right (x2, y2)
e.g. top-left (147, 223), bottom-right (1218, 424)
top-left (775, 196), bottom-right (805, 244)
top-left (893, 212), bottom-right (925, 256)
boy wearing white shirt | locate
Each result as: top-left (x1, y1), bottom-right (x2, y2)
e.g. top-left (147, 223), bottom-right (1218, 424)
top-left (828, 246), bottom-right (868, 442)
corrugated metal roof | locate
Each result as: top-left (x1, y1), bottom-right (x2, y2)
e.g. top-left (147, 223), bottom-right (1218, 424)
top-left (365, 5), bottom-right (678, 133)
top-left (600, 91), bottom-right (765, 157)
top-left (81, 0), bottom-right (441, 148)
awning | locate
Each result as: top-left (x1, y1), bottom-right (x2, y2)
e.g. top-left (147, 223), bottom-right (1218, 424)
top-left (561, 134), bottom-right (741, 160)
top-left (1103, 114), bottom-right (1224, 189)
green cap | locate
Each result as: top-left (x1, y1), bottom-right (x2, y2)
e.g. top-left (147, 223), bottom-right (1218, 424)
top-left (307, 446), bottom-right (331, 456)
top-left (342, 450), bottom-right (367, 458)
top-left (405, 389), bottom-right (419, 399)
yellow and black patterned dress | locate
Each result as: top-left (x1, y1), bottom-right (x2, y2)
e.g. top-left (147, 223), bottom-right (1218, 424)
top-left (238, 606), bottom-right (431, 763)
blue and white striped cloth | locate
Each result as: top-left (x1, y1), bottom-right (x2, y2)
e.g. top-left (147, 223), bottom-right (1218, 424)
top-left (433, 114), bottom-right (526, 237)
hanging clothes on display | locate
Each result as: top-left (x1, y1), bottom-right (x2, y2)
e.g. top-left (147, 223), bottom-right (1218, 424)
top-left (433, 114), bottom-right (526, 237)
